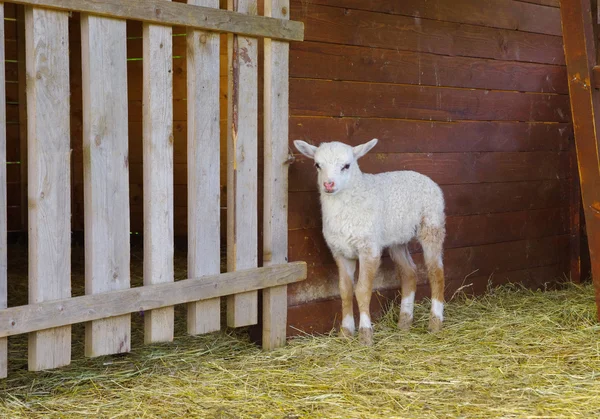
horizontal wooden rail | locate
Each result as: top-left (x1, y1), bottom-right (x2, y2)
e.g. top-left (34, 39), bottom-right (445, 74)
top-left (0, 262), bottom-right (306, 338)
top-left (10, 0), bottom-right (304, 41)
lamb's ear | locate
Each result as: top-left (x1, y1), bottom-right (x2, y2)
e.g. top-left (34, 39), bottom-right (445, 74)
top-left (353, 138), bottom-right (378, 159)
top-left (294, 140), bottom-right (318, 159)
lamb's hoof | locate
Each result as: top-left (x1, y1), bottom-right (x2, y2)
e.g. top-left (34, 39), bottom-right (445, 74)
top-left (338, 327), bottom-right (354, 339)
top-left (358, 327), bottom-right (373, 346)
top-left (428, 316), bottom-right (443, 333)
top-left (397, 313), bottom-right (413, 331)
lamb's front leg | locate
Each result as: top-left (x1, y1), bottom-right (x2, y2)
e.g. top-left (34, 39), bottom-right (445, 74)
top-left (355, 252), bottom-right (381, 346)
top-left (334, 256), bottom-right (356, 338)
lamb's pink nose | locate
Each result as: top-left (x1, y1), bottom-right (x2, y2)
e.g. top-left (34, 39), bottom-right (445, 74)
top-left (324, 181), bottom-right (335, 192)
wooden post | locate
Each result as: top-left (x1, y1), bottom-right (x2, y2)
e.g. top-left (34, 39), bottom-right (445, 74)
top-left (25, 6), bottom-right (71, 371)
top-left (143, 1), bottom-right (175, 344)
top-left (0, 3), bottom-right (7, 378)
top-left (81, 15), bottom-right (131, 357)
top-left (560, 0), bottom-right (600, 319)
top-left (186, 0), bottom-right (221, 335)
top-left (227, 0), bottom-right (259, 328)
top-left (262, 0), bottom-right (290, 350)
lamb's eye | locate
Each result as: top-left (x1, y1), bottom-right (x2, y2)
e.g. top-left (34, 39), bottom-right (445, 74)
top-left (315, 163), bottom-right (321, 170)
top-left (342, 163), bottom-right (350, 171)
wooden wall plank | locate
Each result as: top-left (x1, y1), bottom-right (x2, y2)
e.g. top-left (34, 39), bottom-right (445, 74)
top-left (263, 0), bottom-right (290, 350)
top-left (81, 15), bottom-right (131, 357)
top-left (290, 118), bottom-right (571, 153)
top-left (289, 152), bottom-right (570, 191)
top-left (25, 6), bottom-right (71, 371)
top-left (290, 79), bottom-right (571, 122)
top-left (227, 0), bottom-right (259, 328)
top-left (290, 42), bottom-right (568, 94)
top-left (290, 2), bottom-right (565, 65)
top-left (0, 3), bottom-right (7, 379)
top-left (186, 0), bottom-right (222, 335)
top-left (142, 1), bottom-right (175, 344)
top-left (559, 0), bottom-right (600, 317)
top-left (302, 0), bottom-right (562, 36)
top-left (0, 262), bottom-right (307, 339)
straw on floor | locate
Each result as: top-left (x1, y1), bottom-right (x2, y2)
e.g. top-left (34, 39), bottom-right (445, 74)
top-left (1, 277), bottom-right (599, 418)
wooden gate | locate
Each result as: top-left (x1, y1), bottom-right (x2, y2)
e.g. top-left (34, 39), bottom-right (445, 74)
top-left (0, 0), bottom-right (305, 378)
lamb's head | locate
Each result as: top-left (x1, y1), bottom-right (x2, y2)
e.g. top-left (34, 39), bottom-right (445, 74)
top-left (294, 139), bottom-right (378, 195)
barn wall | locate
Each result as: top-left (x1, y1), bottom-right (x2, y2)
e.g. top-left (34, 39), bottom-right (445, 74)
top-left (285, 0), bottom-right (574, 333)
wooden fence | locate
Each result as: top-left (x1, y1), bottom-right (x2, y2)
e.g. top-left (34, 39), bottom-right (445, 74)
top-left (0, 0), bottom-right (305, 378)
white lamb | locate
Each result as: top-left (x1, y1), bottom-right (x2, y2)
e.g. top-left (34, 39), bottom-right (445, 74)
top-left (294, 138), bottom-right (446, 345)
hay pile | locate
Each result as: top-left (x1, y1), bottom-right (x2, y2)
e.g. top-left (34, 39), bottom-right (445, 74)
top-left (1, 280), bottom-right (600, 418)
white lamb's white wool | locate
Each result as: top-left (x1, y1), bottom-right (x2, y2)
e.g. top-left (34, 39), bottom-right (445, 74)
top-left (432, 299), bottom-right (444, 321)
top-left (295, 139), bottom-right (445, 260)
top-left (359, 313), bottom-right (372, 330)
top-left (342, 314), bottom-right (355, 332)
top-left (400, 291), bottom-right (415, 316)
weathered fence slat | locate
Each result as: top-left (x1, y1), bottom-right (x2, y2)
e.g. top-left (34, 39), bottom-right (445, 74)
top-left (0, 262), bottom-right (307, 339)
top-left (25, 6), bottom-right (71, 371)
top-left (0, 3), bottom-right (6, 378)
top-left (81, 15), bottom-right (131, 357)
top-left (143, 1), bottom-right (175, 344)
top-left (227, 0), bottom-right (259, 328)
top-left (9, 0), bottom-right (304, 41)
top-left (262, 0), bottom-right (290, 350)
top-left (187, 0), bottom-right (221, 335)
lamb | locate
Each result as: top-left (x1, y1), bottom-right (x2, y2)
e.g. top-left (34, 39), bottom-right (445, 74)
top-left (294, 138), bottom-right (446, 346)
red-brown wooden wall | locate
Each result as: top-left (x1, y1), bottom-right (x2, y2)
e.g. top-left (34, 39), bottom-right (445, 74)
top-left (2, 0), bottom-right (579, 335)
top-left (285, 0), bottom-right (577, 333)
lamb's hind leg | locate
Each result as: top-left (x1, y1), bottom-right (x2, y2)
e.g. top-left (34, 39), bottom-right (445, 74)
top-left (334, 255), bottom-right (356, 338)
top-left (389, 244), bottom-right (417, 331)
top-left (418, 222), bottom-right (446, 333)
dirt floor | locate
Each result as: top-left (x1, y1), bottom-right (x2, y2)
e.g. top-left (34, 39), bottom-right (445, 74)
top-left (0, 252), bottom-right (598, 419)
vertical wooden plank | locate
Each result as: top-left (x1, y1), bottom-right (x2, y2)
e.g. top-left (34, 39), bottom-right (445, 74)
top-left (81, 15), bottom-right (131, 357)
top-left (17, 5), bottom-right (27, 233)
top-left (262, 0), bottom-right (289, 349)
top-left (560, 0), bottom-right (600, 319)
top-left (187, 0), bottom-right (221, 335)
top-left (25, 6), bottom-right (71, 371)
top-left (570, 135), bottom-right (581, 284)
top-left (227, 0), bottom-right (259, 328)
top-left (0, 3), bottom-right (7, 378)
top-left (143, 3), bottom-right (174, 344)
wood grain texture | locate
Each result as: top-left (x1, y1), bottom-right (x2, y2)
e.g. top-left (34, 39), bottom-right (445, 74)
top-left (0, 262), bottom-right (307, 339)
top-left (290, 42), bottom-right (568, 94)
top-left (10, 0), bottom-right (304, 41)
top-left (560, 0), bottom-right (600, 318)
top-left (227, 0), bottom-right (259, 328)
top-left (186, 0), bottom-right (222, 335)
top-left (263, 0), bottom-right (290, 350)
top-left (302, 0), bottom-right (562, 36)
top-left (290, 2), bottom-right (565, 65)
top-left (290, 79), bottom-right (571, 122)
top-left (142, 3), bottom-right (175, 344)
top-left (25, 6), bottom-right (71, 372)
top-left (81, 15), bottom-right (131, 357)
top-left (289, 152), bottom-right (570, 192)
top-left (0, 3), bottom-right (6, 379)
top-left (290, 118), bottom-right (571, 152)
